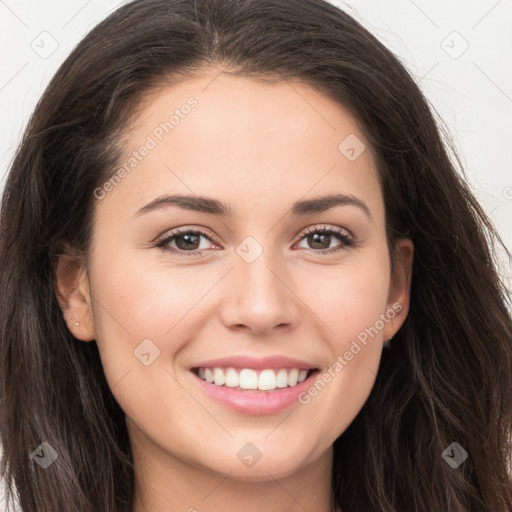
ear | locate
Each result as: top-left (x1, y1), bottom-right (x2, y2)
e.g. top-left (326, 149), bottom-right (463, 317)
top-left (383, 238), bottom-right (414, 343)
top-left (54, 243), bottom-right (95, 341)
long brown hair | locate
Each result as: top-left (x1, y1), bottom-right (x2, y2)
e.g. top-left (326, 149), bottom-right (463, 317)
top-left (1, 1), bottom-right (511, 510)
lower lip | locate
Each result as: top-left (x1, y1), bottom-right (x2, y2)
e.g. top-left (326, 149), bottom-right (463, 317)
top-left (191, 370), bottom-right (318, 415)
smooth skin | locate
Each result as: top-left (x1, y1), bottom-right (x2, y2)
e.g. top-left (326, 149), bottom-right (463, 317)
top-left (56, 67), bottom-right (413, 512)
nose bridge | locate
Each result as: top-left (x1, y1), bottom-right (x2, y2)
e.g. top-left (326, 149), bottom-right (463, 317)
top-left (219, 235), bottom-right (299, 333)
top-left (238, 247), bottom-right (281, 298)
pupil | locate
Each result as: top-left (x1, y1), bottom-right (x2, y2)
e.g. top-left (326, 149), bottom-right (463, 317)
top-left (176, 233), bottom-right (199, 250)
top-left (309, 233), bottom-right (330, 249)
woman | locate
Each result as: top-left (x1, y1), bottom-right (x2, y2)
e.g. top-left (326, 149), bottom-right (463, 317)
top-left (1, 0), bottom-right (511, 510)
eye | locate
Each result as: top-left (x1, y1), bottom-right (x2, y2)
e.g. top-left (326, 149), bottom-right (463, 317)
top-left (155, 227), bottom-right (218, 256)
top-left (294, 225), bottom-right (355, 254)
top-left (155, 224), bottom-right (356, 257)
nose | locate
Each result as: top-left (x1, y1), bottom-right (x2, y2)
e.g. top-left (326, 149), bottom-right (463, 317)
top-left (218, 249), bottom-right (301, 336)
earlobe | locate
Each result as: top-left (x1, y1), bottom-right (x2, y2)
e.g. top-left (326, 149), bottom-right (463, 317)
top-left (54, 244), bottom-right (95, 341)
top-left (383, 238), bottom-right (414, 343)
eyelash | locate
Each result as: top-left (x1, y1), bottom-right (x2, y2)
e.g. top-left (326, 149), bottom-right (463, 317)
top-left (155, 225), bottom-right (356, 257)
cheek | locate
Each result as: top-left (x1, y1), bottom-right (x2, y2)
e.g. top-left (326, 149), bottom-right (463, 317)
top-left (92, 254), bottom-right (208, 339)
top-left (294, 249), bottom-right (390, 437)
top-left (88, 255), bottom-right (223, 390)
top-left (88, 260), bottom-right (207, 428)
top-left (297, 249), bottom-right (391, 349)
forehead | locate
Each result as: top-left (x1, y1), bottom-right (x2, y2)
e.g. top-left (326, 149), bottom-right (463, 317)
top-left (99, 70), bottom-right (383, 221)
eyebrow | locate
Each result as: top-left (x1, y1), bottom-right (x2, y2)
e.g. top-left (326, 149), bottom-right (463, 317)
top-left (133, 193), bottom-right (372, 220)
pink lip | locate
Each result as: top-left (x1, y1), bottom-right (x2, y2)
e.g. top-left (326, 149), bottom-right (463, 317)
top-left (191, 355), bottom-right (316, 371)
top-left (190, 368), bottom-right (320, 416)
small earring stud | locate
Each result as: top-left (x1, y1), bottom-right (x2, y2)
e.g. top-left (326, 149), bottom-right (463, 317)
top-left (73, 322), bottom-right (80, 327)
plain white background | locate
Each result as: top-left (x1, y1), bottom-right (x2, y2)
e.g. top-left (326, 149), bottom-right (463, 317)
top-left (0, 0), bottom-right (511, 509)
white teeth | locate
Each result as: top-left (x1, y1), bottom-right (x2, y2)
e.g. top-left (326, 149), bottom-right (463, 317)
top-left (196, 367), bottom-right (312, 391)
top-left (213, 367), bottom-right (225, 386)
top-left (258, 369), bottom-right (276, 391)
top-left (276, 369), bottom-right (288, 388)
top-left (225, 367), bottom-right (239, 388)
top-left (239, 369), bottom-right (258, 389)
top-left (288, 369), bottom-right (299, 386)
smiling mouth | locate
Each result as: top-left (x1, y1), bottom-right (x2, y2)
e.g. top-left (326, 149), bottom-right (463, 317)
top-left (191, 367), bottom-right (319, 392)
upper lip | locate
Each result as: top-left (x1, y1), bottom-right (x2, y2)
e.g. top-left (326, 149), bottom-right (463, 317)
top-left (191, 355), bottom-right (318, 370)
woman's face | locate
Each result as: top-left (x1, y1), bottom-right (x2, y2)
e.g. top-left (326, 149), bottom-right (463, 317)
top-left (58, 69), bottom-right (413, 481)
